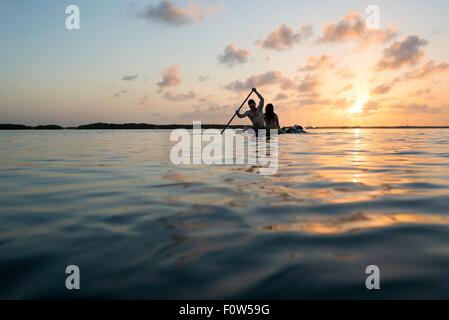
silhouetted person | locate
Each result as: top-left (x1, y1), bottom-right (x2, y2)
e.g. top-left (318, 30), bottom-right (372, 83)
top-left (264, 103), bottom-right (280, 130)
top-left (235, 88), bottom-right (265, 129)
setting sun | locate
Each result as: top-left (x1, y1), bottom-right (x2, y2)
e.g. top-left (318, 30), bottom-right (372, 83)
top-left (350, 99), bottom-right (364, 114)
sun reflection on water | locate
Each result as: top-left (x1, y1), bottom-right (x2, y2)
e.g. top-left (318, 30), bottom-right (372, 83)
top-left (263, 212), bottom-right (449, 235)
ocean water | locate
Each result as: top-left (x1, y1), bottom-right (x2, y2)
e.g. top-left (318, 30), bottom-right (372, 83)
top-left (1, 129), bottom-right (449, 299)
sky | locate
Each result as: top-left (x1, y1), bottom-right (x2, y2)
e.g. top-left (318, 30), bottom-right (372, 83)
top-left (0, 0), bottom-right (449, 126)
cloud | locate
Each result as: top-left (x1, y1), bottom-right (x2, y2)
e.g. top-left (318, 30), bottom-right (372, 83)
top-left (260, 24), bottom-right (312, 51)
top-left (163, 90), bottom-right (199, 102)
top-left (335, 68), bottom-right (356, 79)
top-left (299, 54), bottom-right (335, 72)
top-left (402, 61), bottom-right (449, 80)
top-left (362, 100), bottom-right (381, 115)
top-left (140, 95), bottom-right (153, 107)
top-left (274, 93), bottom-right (288, 101)
top-left (122, 74), bottom-right (138, 81)
top-left (280, 78), bottom-right (297, 90)
top-left (376, 35), bottom-right (428, 70)
top-left (196, 95), bottom-right (231, 113)
top-left (197, 95), bottom-right (215, 104)
top-left (413, 88), bottom-right (431, 96)
top-left (298, 98), bottom-right (331, 107)
top-left (224, 71), bottom-right (285, 92)
top-left (338, 84), bottom-right (353, 93)
top-left (334, 97), bottom-right (355, 109)
top-left (140, 95), bottom-right (148, 105)
top-left (431, 27), bottom-right (446, 35)
top-left (393, 103), bottom-right (442, 114)
top-left (157, 65), bottom-right (181, 89)
top-left (206, 104), bottom-right (229, 112)
top-left (198, 75), bottom-right (210, 82)
top-left (293, 74), bottom-right (326, 107)
top-left (135, 0), bottom-right (223, 26)
top-left (298, 74), bottom-right (322, 93)
top-left (319, 11), bottom-right (396, 46)
top-left (370, 60), bottom-right (448, 95)
top-left (217, 44), bottom-right (251, 67)
top-left (371, 83), bottom-right (392, 95)
top-left (114, 89), bottom-right (130, 98)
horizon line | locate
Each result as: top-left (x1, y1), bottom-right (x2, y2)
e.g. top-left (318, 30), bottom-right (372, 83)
top-left (1, 123), bottom-right (449, 130)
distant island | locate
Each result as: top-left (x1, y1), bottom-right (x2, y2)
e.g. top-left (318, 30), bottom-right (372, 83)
top-left (1, 123), bottom-right (449, 130)
top-left (0, 123), bottom-right (248, 130)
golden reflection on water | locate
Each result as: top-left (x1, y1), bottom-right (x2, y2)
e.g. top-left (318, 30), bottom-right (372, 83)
top-left (275, 129), bottom-right (448, 205)
top-left (262, 212), bottom-right (449, 235)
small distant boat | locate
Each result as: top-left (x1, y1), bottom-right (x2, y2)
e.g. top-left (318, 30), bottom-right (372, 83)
top-left (282, 125), bottom-right (307, 134)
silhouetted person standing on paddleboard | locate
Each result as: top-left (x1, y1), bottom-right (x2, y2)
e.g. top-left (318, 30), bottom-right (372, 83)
top-left (235, 88), bottom-right (265, 129)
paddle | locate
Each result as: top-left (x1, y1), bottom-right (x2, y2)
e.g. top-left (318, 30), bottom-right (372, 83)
top-left (221, 90), bottom-right (254, 134)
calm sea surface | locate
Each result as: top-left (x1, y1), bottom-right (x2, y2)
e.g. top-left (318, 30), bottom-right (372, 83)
top-left (1, 129), bottom-right (449, 299)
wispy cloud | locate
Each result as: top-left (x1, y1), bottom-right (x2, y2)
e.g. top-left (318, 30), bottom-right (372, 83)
top-left (371, 83), bottom-right (392, 95)
top-left (260, 24), bottom-right (312, 51)
top-left (298, 97), bottom-right (331, 107)
top-left (393, 103), bottom-right (442, 114)
top-left (334, 97), bottom-right (355, 110)
top-left (364, 101), bottom-right (381, 114)
top-left (135, 0), bottom-right (224, 26)
top-left (198, 75), bottom-right (210, 82)
top-left (217, 44), bottom-right (251, 67)
top-left (122, 74), bottom-right (138, 81)
top-left (371, 60), bottom-right (448, 95)
top-left (402, 61), bottom-right (449, 80)
top-left (413, 88), bottom-right (431, 96)
top-left (163, 90), bottom-right (199, 102)
top-left (338, 84), bottom-right (353, 93)
top-left (279, 78), bottom-right (296, 90)
top-left (224, 71), bottom-right (285, 92)
top-left (299, 54), bottom-right (335, 72)
top-left (335, 68), bottom-right (356, 79)
top-left (157, 65), bottom-right (181, 89)
top-left (274, 93), bottom-right (288, 101)
top-left (139, 95), bottom-right (153, 107)
top-left (114, 89), bottom-right (129, 97)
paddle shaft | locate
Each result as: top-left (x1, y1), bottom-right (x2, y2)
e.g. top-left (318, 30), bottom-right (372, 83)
top-left (221, 90), bottom-right (253, 134)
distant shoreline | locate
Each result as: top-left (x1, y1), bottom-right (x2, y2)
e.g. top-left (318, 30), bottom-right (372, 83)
top-left (1, 123), bottom-right (449, 130)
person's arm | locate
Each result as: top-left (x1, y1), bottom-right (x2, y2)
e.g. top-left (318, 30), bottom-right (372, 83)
top-left (235, 110), bottom-right (247, 119)
top-left (275, 114), bottom-right (280, 129)
top-left (252, 88), bottom-right (265, 112)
